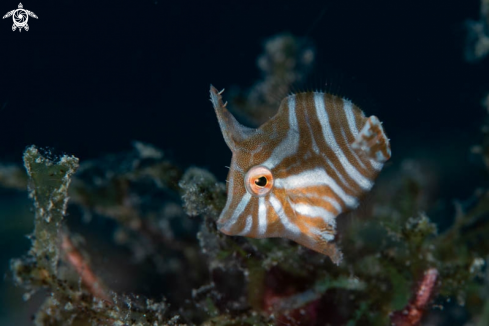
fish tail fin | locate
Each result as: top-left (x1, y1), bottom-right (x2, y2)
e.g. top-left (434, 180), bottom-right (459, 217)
top-left (352, 115), bottom-right (391, 163)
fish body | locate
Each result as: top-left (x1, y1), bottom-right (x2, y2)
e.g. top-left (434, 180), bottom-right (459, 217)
top-left (210, 85), bottom-right (390, 264)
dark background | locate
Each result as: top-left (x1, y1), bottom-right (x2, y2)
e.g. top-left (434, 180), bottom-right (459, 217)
top-left (0, 0), bottom-right (488, 324)
top-left (0, 0), bottom-right (487, 186)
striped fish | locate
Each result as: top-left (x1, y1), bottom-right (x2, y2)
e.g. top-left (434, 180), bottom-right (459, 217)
top-left (210, 85), bottom-right (391, 264)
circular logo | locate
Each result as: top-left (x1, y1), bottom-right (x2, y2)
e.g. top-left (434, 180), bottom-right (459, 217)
top-left (13, 9), bottom-right (28, 27)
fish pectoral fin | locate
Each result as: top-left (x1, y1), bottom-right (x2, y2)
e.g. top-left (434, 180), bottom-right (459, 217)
top-left (351, 115), bottom-right (391, 163)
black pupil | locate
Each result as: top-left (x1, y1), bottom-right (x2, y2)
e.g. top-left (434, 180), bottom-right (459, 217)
top-left (254, 176), bottom-right (267, 187)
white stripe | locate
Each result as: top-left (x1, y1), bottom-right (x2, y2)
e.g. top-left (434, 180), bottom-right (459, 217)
top-left (308, 193), bottom-right (342, 213)
top-left (298, 192), bottom-right (343, 213)
top-left (305, 106), bottom-right (354, 191)
top-left (269, 194), bottom-right (301, 235)
top-left (341, 128), bottom-right (367, 171)
top-left (221, 161), bottom-right (236, 214)
top-left (368, 157), bottom-right (383, 171)
top-left (325, 157), bottom-right (354, 191)
top-left (314, 94), bottom-right (373, 190)
top-left (275, 168), bottom-right (358, 208)
top-left (291, 203), bottom-right (336, 226)
top-left (289, 191), bottom-right (343, 214)
top-left (238, 215), bottom-right (253, 235)
top-left (337, 99), bottom-right (377, 172)
top-left (221, 192), bottom-right (251, 231)
top-left (303, 106), bottom-right (321, 155)
top-left (262, 96), bottom-right (299, 169)
top-left (321, 195), bottom-right (343, 212)
top-left (376, 150), bottom-right (388, 162)
top-left (309, 226), bottom-right (335, 241)
top-left (359, 122), bottom-right (385, 169)
top-left (258, 197), bottom-right (267, 235)
top-left (343, 99), bottom-right (359, 139)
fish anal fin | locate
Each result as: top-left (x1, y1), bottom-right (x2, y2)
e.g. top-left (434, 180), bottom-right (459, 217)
top-left (352, 115), bottom-right (391, 163)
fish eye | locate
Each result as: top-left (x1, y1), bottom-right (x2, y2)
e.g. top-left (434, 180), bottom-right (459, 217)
top-left (245, 166), bottom-right (273, 197)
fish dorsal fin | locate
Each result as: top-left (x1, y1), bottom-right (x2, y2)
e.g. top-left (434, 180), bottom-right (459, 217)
top-left (210, 85), bottom-right (255, 151)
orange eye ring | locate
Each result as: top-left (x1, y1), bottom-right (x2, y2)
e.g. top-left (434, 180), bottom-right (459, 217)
top-left (244, 165), bottom-right (274, 197)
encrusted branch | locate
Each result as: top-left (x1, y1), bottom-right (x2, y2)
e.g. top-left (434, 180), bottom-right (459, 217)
top-left (60, 233), bottom-right (112, 303)
top-left (390, 268), bottom-right (439, 326)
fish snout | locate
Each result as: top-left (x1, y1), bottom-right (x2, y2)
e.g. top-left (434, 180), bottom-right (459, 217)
top-left (216, 218), bottom-right (233, 235)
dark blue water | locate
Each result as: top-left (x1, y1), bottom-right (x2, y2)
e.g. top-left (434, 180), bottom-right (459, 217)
top-left (0, 0), bottom-right (486, 193)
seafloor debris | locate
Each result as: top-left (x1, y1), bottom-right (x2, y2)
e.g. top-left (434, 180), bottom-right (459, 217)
top-left (7, 133), bottom-right (489, 325)
top-left (10, 146), bottom-right (186, 326)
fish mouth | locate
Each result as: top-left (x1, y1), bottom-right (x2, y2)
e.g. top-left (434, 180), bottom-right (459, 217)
top-left (217, 227), bottom-right (232, 235)
top-left (216, 218), bottom-right (233, 235)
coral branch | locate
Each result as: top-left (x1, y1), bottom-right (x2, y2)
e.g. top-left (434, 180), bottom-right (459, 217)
top-left (60, 233), bottom-right (112, 303)
top-left (24, 146), bottom-right (80, 275)
top-left (390, 268), bottom-right (439, 326)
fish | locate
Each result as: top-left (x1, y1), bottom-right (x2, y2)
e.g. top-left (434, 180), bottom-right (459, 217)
top-left (210, 85), bottom-right (391, 264)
